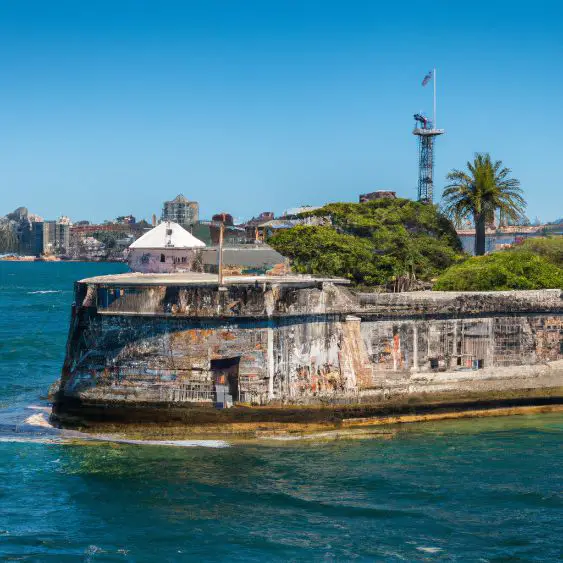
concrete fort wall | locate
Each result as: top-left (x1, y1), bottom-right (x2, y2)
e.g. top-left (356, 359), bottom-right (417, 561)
top-left (60, 314), bottom-right (347, 406)
top-left (55, 280), bottom-right (563, 421)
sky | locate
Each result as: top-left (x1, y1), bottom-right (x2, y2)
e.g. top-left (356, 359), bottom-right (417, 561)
top-left (0, 0), bottom-right (561, 223)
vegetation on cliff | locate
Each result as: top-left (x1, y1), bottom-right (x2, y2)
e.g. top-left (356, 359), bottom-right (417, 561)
top-left (433, 237), bottom-right (563, 291)
top-left (268, 198), bottom-right (463, 287)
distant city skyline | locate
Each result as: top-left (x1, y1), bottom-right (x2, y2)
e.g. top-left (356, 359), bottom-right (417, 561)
top-left (0, 1), bottom-right (561, 223)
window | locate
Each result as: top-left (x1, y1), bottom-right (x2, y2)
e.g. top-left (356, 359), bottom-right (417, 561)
top-left (160, 254), bottom-right (165, 262)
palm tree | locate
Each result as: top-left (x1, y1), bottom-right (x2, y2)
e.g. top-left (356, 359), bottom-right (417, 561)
top-left (442, 153), bottom-right (526, 256)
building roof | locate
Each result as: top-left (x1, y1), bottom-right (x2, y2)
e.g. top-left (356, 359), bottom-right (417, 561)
top-left (79, 271), bottom-right (350, 287)
top-left (258, 219), bottom-right (298, 229)
top-left (201, 246), bottom-right (286, 266)
top-left (456, 225), bottom-right (544, 236)
top-left (169, 194), bottom-right (190, 204)
top-left (282, 206), bottom-right (321, 217)
top-left (129, 221), bottom-right (206, 249)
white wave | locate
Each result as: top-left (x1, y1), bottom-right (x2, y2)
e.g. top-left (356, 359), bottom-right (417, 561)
top-left (87, 435), bottom-right (230, 448)
top-left (13, 404), bottom-right (230, 449)
top-left (0, 431), bottom-right (229, 448)
top-left (24, 413), bottom-right (51, 427)
top-left (416, 546), bottom-right (443, 554)
top-left (0, 436), bottom-right (63, 444)
top-left (27, 290), bottom-right (63, 294)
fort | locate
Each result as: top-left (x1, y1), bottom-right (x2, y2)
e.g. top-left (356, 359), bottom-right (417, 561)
top-left (52, 273), bottom-right (563, 433)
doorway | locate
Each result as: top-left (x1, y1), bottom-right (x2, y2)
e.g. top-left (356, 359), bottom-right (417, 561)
top-left (211, 357), bottom-right (240, 407)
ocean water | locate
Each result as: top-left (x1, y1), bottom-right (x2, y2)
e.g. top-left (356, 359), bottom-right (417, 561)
top-left (0, 262), bottom-right (562, 561)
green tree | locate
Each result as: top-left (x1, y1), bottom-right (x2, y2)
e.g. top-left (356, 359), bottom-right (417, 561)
top-left (442, 153), bottom-right (525, 255)
top-left (92, 231), bottom-right (118, 249)
top-left (268, 198), bottom-right (464, 288)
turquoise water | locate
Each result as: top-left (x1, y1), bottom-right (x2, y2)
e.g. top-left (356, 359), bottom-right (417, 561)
top-left (0, 262), bottom-right (562, 561)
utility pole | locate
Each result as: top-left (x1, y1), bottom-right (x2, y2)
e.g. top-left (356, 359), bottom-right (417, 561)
top-left (433, 67), bottom-right (437, 129)
top-left (218, 222), bottom-right (224, 286)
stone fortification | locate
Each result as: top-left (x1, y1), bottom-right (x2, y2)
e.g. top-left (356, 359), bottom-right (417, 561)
top-left (52, 273), bottom-right (562, 427)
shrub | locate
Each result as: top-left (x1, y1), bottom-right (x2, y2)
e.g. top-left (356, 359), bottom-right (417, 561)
top-left (433, 249), bottom-right (563, 291)
top-left (516, 236), bottom-right (563, 268)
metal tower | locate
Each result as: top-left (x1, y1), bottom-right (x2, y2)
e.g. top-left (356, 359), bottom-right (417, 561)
top-left (413, 114), bottom-right (444, 203)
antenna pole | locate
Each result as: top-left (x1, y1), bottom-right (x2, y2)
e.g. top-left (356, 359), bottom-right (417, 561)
top-left (218, 222), bottom-right (224, 286)
top-left (413, 68), bottom-right (444, 203)
top-left (433, 67), bottom-right (437, 129)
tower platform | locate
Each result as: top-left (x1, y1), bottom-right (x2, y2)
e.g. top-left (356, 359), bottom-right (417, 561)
top-left (413, 128), bottom-right (445, 136)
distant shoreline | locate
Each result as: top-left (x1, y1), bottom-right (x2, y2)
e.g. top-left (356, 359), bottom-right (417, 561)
top-left (0, 255), bottom-right (125, 263)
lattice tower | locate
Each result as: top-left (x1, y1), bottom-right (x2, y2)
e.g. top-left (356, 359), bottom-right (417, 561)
top-left (413, 114), bottom-right (444, 203)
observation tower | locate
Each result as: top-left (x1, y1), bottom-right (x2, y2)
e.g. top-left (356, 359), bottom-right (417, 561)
top-left (413, 68), bottom-right (445, 203)
top-left (413, 115), bottom-right (444, 203)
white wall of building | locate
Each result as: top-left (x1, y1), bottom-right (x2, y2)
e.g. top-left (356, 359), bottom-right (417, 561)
top-left (128, 248), bottom-right (204, 273)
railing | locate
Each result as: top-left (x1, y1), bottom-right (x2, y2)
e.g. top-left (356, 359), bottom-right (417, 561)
top-left (154, 384), bottom-right (214, 403)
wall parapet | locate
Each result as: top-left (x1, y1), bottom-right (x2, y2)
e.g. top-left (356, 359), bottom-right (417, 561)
top-left (78, 276), bottom-right (562, 321)
top-left (356, 289), bottom-right (562, 319)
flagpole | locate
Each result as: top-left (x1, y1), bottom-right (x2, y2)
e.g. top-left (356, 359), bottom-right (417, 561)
top-left (433, 67), bottom-right (437, 129)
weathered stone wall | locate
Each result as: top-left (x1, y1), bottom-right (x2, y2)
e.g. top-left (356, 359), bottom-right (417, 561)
top-left (60, 311), bottom-right (347, 406)
top-left (356, 290), bottom-right (562, 318)
top-left (55, 280), bottom-right (563, 421)
top-left (88, 279), bottom-right (355, 318)
top-left (361, 316), bottom-right (561, 374)
top-left (63, 314), bottom-right (271, 404)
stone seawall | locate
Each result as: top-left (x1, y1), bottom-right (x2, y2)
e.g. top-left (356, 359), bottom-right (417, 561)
top-left (52, 273), bottom-right (563, 428)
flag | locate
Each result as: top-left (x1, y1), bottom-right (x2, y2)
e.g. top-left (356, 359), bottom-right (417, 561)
top-left (421, 70), bottom-right (433, 87)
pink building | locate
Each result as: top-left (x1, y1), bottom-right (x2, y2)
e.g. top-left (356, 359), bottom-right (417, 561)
top-left (127, 221), bottom-right (206, 273)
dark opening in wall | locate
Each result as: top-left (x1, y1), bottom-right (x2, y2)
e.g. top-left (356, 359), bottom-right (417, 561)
top-left (211, 357), bottom-right (240, 406)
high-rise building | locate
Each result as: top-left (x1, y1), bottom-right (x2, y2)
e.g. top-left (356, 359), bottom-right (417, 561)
top-left (162, 194), bottom-right (199, 227)
top-left (54, 221), bottom-right (70, 254)
top-left (30, 221), bottom-right (70, 255)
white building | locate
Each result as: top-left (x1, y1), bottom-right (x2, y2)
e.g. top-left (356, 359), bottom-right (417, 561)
top-left (81, 236), bottom-right (106, 260)
top-left (127, 221), bottom-right (206, 273)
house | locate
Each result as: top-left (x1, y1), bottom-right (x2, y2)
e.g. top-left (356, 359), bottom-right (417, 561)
top-left (127, 221), bottom-right (206, 273)
top-left (456, 225), bottom-right (545, 255)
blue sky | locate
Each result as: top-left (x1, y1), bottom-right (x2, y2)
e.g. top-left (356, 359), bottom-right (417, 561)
top-left (0, 1), bottom-right (561, 223)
